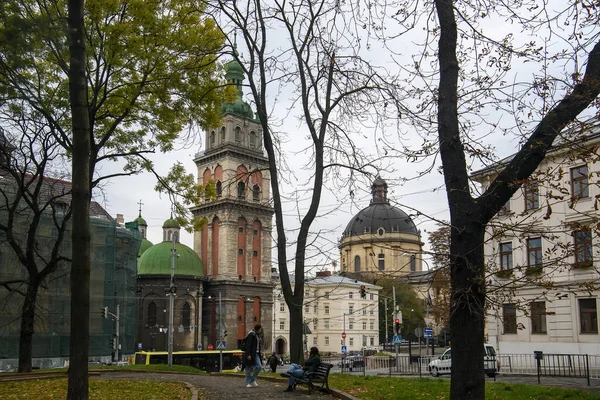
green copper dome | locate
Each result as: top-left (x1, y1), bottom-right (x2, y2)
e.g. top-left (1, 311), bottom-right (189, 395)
top-left (137, 242), bottom-right (204, 277)
top-left (138, 238), bottom-right (153, 257)
top-left (221, 56), bottom-right (255, 120)
top-left (162, 218), bottom-right (180, 229)
top-left (134, 215), bottom-right (147, 226)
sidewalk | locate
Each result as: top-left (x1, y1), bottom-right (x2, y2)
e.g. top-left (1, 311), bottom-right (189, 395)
top-left (94, 372), bottom-right (346, 400)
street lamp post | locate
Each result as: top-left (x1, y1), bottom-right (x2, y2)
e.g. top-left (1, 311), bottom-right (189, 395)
top-left (167, 231), bottom-right (176, 368)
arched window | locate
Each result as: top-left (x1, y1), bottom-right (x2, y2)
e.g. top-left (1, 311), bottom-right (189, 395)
top-left (182, 302), bottom-right (191, 327)
top-left (253, 185), bottom-right (260, 202)
top-left (216, 181), bottom-right (222, 197)
top-left (237, 181), bottom-right (246, 199)
top-left (250, 131), bottom-right (257, 147)
top-left (378, 253), bottom-right (385, 271)
top-left (410, 255), bottom-right (416, 272)
top-left (148, 302), bottom-right (157, 326)
top-left (220, 127), bottom-right (226, 142)
top-left (354, 255), bottom-right (361, 272)
top-left (235, 126), bottom-right (242, 143)
top-left (210, 131), bottom-right (215, 147)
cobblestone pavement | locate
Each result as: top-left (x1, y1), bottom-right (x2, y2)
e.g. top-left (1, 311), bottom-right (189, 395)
top-left (94, 372), bottom-right (337, 400)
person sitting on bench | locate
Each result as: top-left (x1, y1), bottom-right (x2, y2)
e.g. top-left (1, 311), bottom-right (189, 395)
top-left (282, 346), bottom-right (321, 392)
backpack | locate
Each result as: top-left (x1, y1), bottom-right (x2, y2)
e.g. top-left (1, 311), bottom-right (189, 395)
top-left (239, 331), bottom-right (254, 351)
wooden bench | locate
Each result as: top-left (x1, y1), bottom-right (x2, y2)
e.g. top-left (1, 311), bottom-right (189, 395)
top-left (292, 362), bottom-right (333, 394)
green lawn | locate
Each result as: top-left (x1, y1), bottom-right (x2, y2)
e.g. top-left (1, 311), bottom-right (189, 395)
top-left (0, 379), bottom-right (190, 400)
top-left (328, 375), bottom-right (600, 400)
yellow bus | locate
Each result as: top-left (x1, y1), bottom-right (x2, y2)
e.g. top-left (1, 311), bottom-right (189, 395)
top-left (134, 350), bottom-right (243, 372)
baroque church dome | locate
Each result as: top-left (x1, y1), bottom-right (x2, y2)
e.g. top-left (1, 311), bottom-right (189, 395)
top-left (342, 178), bottom-right (418, 238)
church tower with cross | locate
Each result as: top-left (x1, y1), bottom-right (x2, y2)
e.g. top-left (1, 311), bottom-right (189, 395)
top-left (192, 47), bottom-right (275, 351)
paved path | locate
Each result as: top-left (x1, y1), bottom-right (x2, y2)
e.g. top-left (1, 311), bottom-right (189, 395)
top-left (94, 372), bottom-right (338, 400)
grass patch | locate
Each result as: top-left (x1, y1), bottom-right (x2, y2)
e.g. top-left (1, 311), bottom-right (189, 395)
top-left (0, 378), bottom-right (190, 400)
top-left (328, 375), bottom-right (600, 400)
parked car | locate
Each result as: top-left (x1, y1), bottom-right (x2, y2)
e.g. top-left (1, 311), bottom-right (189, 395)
top-left (428, 344), bottom-right (499, 378)
top-left (338, 355), bottom-right (365, 371)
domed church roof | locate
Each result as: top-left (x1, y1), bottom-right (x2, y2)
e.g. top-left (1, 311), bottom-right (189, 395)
top-left (137, 241), bottom-right (204, 277)
top-left (137, 217), bottom-right (204, 277)
top-left (342, 178), bottom-right (418, 237)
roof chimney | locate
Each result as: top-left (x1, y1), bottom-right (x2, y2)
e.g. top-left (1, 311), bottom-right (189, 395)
top-left (316, 270), bottom-right (331, 277)
top-left (116, 213), bottom-right (124, 225)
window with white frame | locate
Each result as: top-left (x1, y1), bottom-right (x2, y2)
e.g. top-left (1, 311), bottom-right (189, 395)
top-left (579, 298), bottom-right (598, 334)
top-left (304, 304), bottom-right (310, 313)
top-left (362, 322), bottom-right (367, 330)
top-left (369, 321), bottom-right (374, 330)
top-left (325, 336), bottom-right (329, 345)
top-left (280, 320), bottom-right (285, 330)
top-left (324, 319), bottom-right (330, 329)
top-left (571, 165), bottom-right (589, 199)
top-left (280, 302), bottom-right (285, 312)
top-left (349, 291), bottom-right (353, 299)
top-left (349, 305), bottom-right (354, 314)
top-left (349, 337), bottom-right (354, 346)
top-left (324, 305), bottom-right (330, 314)
top-left (499, 242), bottom-right (513, 270)
top-left (527, 237), bottom-right (543, 268)
top-left (524, 183), bottom-right (539, 211)
top-left (574, 229), bottom-right (593, 265)
top-left (349, 318), bottom-right (354, 330)
top-left (370, 337), bottom-right (374, 346)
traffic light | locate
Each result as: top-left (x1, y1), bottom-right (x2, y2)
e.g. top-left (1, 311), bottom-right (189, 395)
top-left (110, 336), bottom-right (116, 349)
top-left (394, 319), bottom-right (400, 334)
top-left (360, 285), bottom-right (366, 299)
top-left (101, 306), bottom-right (108, 319)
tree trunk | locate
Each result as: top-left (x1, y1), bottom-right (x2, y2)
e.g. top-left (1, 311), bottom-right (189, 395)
top-left (67, 0), bottom-right (91, 399)
top-left (288, 302), bottom-right (304, 364)
top-left (449, 222), bottom-right (486, 399)
top-left (17, 278), bottom-right (39, 373)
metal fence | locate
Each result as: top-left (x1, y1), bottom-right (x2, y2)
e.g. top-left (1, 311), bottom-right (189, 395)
top-left (323, 353), bottom-right (600, 386)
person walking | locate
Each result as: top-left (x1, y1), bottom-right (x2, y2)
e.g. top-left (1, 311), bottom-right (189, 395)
top-left (267, 352), bottom-right (280, 373)
top-left (282, 346), bottom-right (321, 392)
top-left (243, 324), bottom-right (263, 388)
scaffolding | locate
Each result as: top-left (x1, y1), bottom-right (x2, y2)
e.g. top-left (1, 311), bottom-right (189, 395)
top-left (0, 211), bottom-right (141, 369)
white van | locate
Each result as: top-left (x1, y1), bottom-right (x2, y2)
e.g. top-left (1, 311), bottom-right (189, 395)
top-left (428, 344), bottom-right (499, 377)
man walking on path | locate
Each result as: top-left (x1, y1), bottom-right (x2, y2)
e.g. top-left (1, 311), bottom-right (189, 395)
top-left (244, 324), bottom-right (263, 388)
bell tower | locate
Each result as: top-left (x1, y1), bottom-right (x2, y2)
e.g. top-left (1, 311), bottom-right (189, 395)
top-left (192, 50), bottom-right (274, 351)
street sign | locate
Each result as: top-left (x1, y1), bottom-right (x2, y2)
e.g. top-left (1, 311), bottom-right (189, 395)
top-left (207, 344), bottom-right (214, 350)
top-left (341, 332), bottom-right (346, 339)
top-left (197, 344), bottom-right (202, 350)
top-left (341, 345), bottom-right (347, 354)
top-left (424, 327), bottom-right (433, 338)
top-left (414, 327), bottom-right (422, 337)
top-left (393, 335), bottom-right (402, 345)
top-left (137, 342), bottom-right (142, 350)
top-left (216, 340), bottom-right (226, 350)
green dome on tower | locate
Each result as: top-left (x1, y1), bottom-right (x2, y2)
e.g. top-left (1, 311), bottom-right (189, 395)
top-left (137, 242), bottom-right (204, 277)
top-left (134, 215), bottom-right (147, 226)
top-left (162, 217), bottom-right (180, 229)
top-left (220, 44), bottom-right (255, 120)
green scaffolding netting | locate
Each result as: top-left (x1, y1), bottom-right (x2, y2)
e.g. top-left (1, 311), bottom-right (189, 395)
top-left (0, 214), bottom-right (141, 360)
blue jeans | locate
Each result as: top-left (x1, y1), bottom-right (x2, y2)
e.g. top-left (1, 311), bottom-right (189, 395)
top-left (287, 363), bottom-right (305, 386)
top-left (245, 354), bottom-right (261, 384)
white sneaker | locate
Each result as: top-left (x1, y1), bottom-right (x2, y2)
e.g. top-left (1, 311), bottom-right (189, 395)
top-left (252, 381), bottom-right (259, 387)
top-left (246, 384), bottom-right (253, 388)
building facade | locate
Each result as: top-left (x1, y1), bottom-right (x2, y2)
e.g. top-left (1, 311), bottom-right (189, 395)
top-left (474, 122), bottom-right (600, 354)
top-left (273, 271), bottom-right (381, 356)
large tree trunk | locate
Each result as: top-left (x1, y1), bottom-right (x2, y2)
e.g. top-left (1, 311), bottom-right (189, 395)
top-left (449, 222), bottom-right (486, 399)
top-left (17, 279), bottom-right (39, 373)
top-left (288, 301), bottom-right (304, 364)
top-left (67, 0), bottom-right (91, 399)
